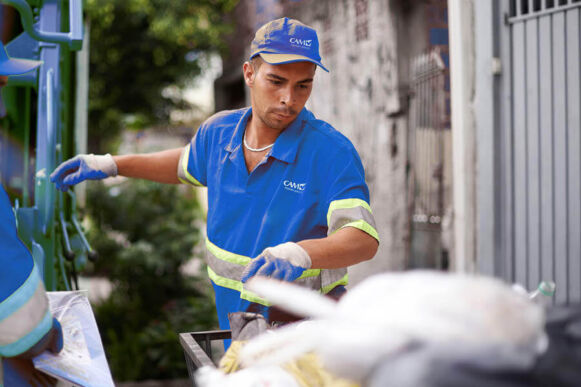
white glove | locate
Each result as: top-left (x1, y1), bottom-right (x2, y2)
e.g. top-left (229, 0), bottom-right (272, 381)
top-left (262, 242), bottom-right (312, 269)
top-left (50, 154), bottom-right (118, 191)
top-left (242, 242), bottom-right (312, 283)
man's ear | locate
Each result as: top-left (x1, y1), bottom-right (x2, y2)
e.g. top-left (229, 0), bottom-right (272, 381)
top-left (243, 62), bottom-right (255, 87)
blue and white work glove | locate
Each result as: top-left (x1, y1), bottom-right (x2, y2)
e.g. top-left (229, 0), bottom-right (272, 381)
top-left (241, 242), bottom-right (312, 283)
top-left (50, 154), bottom-right (118, 191)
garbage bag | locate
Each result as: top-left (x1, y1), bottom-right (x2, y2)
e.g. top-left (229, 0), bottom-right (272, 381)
top-left (241, 271), bottom-right (547, 383)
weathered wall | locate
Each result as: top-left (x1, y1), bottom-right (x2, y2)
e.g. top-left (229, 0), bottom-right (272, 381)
top-left (282, 0), bottom-right (431, 284)
top-left (299, 0), bottom-right (405, 282)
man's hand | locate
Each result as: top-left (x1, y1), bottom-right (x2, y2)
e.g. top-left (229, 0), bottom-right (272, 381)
top-left (18, 318), bottom-right (63, 358)
top-left (50, 154), bottom-right (117, 191)
top-left (4, 319), bottom-right (63, 385)
top-left (241, 242), bottom-right (312, 283)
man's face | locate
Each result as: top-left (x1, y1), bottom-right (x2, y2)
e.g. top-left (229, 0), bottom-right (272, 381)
top-left (0, 76), bottom-right (8, 88)
top-left (244, 59), bottom-right (316, 131)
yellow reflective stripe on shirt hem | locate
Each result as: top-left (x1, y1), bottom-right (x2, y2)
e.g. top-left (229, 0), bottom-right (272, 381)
top-left (327, 198), bottom-right (372, 225)
top-left (181, 144), bottom-right (204, 186)
top-left (333, 219), bottom-right (380, 241)
top-left (207, 267), bottom-right (330, 306)
top-left (206, 239), bottom-right (251, 266)
top-left (321, 273), bottom-right (349, 294)
top-left (205, 238), bottom-right (322, 277)
top-left (207, 266), bottom-right (271, 306)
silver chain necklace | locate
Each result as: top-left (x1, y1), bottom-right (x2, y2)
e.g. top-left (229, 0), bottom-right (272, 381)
top-left (243, 132), bottom-right (274, 152)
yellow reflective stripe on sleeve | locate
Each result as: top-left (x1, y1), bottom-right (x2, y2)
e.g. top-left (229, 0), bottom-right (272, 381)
top-left (178, 176), bottom-right (189, 185)
top-left (335, 219), bottom-right (380, 241)
top-left (327, 198), bottom-right (372, 225)
top-left (207, 266), bottom-right (271, 306)
top-left (181, 144), bottom-right (203, 186)
top-left (321, 273), bottom-right (349, 294)
top-left (205, 238), bottom-right (322, 277)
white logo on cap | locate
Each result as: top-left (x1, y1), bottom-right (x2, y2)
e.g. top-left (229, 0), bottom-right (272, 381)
top-left (289, 38), bottom-right (312, 47)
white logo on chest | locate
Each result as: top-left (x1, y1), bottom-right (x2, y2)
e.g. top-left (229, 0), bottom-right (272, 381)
top-left (283, 179), bottom-right (306, 193)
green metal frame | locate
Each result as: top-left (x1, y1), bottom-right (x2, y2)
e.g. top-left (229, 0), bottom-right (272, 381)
top-left (1, 0), bottom-right (90, 291)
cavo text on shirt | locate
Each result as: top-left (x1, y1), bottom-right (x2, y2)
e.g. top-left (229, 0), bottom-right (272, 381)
top-left (283, 179), bottom-right (306, 192)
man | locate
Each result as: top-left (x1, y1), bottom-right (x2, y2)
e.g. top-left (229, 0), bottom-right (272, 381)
top-left (0, 40), bottom-right (63, 386)
top-left (50, 18), bottom-right (379, 333)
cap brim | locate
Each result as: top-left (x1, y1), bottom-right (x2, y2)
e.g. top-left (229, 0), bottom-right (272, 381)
top-left (0, 58), bottom-right (42, 76)
top-left (258, 53), bottom-right (329, 73)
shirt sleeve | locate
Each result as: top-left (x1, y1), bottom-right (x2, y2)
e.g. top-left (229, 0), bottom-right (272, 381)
top-left (325, 153), bottom-right (379, 243)
top-left (177, 125), bottom-right (207, 187)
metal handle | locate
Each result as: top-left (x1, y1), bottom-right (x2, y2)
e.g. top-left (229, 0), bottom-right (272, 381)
top-left (59, 211), bottom-right (75, 261)
top-left (70, 214), bottom-right (98, 262)
top-left (1, 0), bottom-right (84, 50)
top-left (67, 190), bottom-right (98, 262)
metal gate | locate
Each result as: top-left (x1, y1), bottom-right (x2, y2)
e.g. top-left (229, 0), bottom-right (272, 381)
top-left (501, 0), bottom-right (581, 303)
top-left (408, 50), bottom-right (453, 269)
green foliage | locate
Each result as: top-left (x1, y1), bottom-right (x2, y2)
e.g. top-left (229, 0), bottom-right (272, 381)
top-left (85, 180), bottom-right (216, 381)
top-left (85, 0), bottom-right (238, 152)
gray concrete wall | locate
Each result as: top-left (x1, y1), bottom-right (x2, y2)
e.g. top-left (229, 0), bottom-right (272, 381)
top-left (282, 0), bottom-right (427, 284)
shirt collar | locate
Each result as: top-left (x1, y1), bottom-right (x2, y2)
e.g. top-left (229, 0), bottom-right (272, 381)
top-left (225, 107), bottom-right (311, 165)
top-left (270, 108), bottom-right (309, 164)
top-left (225, 107), bottom-right (252, 153)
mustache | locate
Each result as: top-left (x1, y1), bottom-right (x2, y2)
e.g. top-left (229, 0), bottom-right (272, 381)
top-left (269, 107), bottom-right (298, 116)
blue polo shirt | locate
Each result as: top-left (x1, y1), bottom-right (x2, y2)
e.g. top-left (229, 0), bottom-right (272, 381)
top-left (178, 107), bottom-right (378, 331)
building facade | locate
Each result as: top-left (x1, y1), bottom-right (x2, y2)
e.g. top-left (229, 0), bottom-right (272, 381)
top-left (450, 0), bottom-right (581, 304)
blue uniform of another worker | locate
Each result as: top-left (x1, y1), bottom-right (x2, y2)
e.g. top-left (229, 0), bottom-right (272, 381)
top-left (178, 107), bottom-right (379, 332)
top-left (0, 40), bottom-right (62, 385)
top-left (0, 185), bottom-right (62, 385)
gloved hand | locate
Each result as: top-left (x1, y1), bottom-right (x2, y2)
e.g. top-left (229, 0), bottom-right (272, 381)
top-left (18, 318), bottom-right (63, 358)
top-left (50, 153), bottom-right (118, 191)
top-left (241, 242), bottom-right (312, 283)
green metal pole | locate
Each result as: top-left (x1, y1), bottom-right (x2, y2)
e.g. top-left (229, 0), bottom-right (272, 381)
top-left (22, 90), bottom-right (30, 207)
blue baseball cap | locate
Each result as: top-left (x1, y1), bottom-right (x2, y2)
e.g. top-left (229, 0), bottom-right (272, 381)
top-left (0, 41), bottom-right (42, 76)
top-left (250, 17), bottom-right (329, 72)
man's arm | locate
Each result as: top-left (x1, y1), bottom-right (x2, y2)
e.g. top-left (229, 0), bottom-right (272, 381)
top-left (298, 226), bottom-right (378, 269)
top-left (50, 147), bottom-right (184, 190)
top-left (241, 227), bottom-right (378, 283)
top-left (113, 148), bottom-right (183, 184)
top-left (241, 148), bottom-right (379, 283)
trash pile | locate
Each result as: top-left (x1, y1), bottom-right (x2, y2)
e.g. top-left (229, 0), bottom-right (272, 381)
top-left (195, 271), bottom-right (555, 386)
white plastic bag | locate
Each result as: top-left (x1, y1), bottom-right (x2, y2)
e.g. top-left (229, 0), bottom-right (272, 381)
top-left (33, 290), bottom-right (114, 387)
top-left (241, 271), bottom-right (547, 382)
